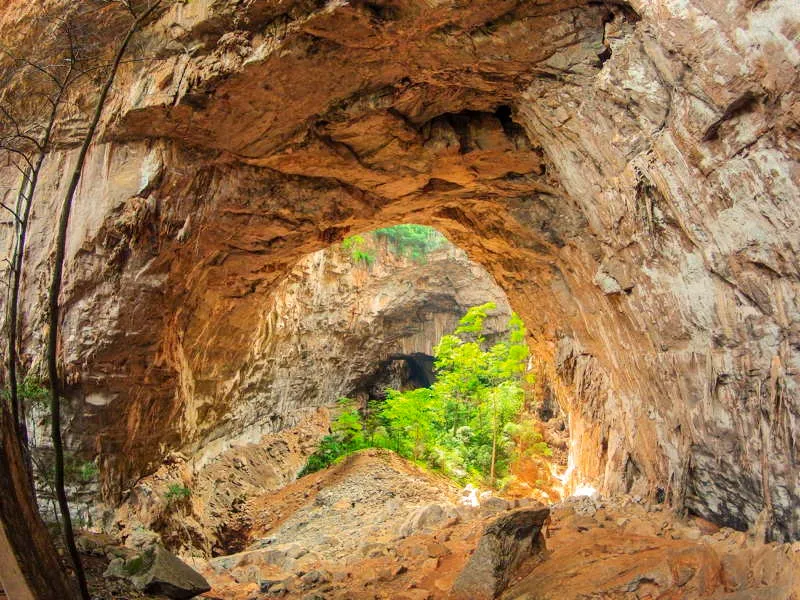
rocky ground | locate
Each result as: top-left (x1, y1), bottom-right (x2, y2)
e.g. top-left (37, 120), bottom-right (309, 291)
top-left (105, 410), bottom-right (331, 558)
top-left (69, 446), bottom-right (800, 600)
top-left (197, 448), bottom-right (492, 599)
top-left (505, 496), bottom-right (800, 600)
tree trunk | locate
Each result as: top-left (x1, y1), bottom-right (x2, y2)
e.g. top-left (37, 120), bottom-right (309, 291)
top-left (0, 407), bottom-right (77, 600)
top-left (6, 166), bottom-right (28, 431)
top-left (490, 404), bottom-right (497, 485)
top-left (46, 6), bottom-right (161, 599)
top-left (7, 83), bottom-right (66, 452)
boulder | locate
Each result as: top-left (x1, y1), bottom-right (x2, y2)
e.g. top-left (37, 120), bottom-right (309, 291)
top-left (260, 576), bottom-right (292, 593)
top-left (479, 496), bottom-right (511, 516)
top-left (125, 526), bottom-right (161, 550)
top-left (398, 503), bottom-right (459, 537)
top-left (451, 507), bottom-right (550, 600)
top-left (300, 569), bottom-right (331, 588)
top-left (109, 544), bottom-right (211, 599)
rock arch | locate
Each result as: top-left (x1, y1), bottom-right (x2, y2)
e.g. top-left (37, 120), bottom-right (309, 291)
top-left (0, 5), bottom-right (797, 588)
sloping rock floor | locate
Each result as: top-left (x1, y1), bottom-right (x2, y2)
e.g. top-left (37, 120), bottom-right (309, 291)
top-left (194, 450), bottom-right (800, 599)
top-left (64, 448), bottom-right (800, 599)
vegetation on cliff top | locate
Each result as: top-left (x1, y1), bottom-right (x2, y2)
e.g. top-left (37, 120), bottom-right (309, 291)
top-left (299, 302), bottom-right (551, 487)
top-left (342, 224), bottom-right (447, 266)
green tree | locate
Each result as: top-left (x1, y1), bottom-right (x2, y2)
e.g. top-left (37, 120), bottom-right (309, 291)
top-left (372, 224), bottom-right (445, 262)
top-left (341, 234), bottom-right (375, 266)
top-left (340, 225), bottom-right (446, 267)
top-left (383, 303), bottom-right (534, 485)
top-left (299, 398), bottom-right (367, 476)
top-left (331, 398), bottom-right (365, 447)
top-left (298, 304), bottom-right (546, 488)
top-left (382, 388), bottom-right (438, 460)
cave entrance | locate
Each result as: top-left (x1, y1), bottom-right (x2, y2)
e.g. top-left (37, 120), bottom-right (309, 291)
top-left (294, 223), bottom-right (519, 411)
top-left (348, 352), bottom-right (436, 405)
top-left (388, 353), bottom-right (436, 389)
top-left (108, 223), bottom-right (565, 562)
top-left (225, 222), bottom-right (520, 429)
top-left (1, 1), bottom-right (796, 595)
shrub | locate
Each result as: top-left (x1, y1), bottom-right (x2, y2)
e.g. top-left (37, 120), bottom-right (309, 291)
top-left (298, 398), bottom-right (367, 476)
top-left (341, 234), bottom-right (375, 266)
top-left (75, 460), bottom-right (99, 483)
top-left (164, 483), bottom-right (191, 503)
top-left (2, 377), bottom-right (49, 414)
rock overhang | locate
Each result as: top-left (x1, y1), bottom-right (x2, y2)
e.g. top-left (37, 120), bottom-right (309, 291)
top-left (0, 0), bottom-right (797, 541)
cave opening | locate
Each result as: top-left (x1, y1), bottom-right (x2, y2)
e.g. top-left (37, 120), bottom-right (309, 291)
top-left (347, 353), bottom-right (436, 405)
top-left (86, 221), bottom-right (569, 568)
top-left (0, 0), bottom-right (800, 600)
top-left (0, 0), bottom-right (796, 594)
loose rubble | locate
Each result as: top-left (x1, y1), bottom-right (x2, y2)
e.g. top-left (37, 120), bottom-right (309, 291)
top-left (71, 451), bottom-right (800, 600)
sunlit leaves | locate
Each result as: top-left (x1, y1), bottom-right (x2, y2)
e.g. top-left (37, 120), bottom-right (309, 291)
top-left (341, 224), bottom-right (446, 266)
top-left (382, 303), bottom-right (534, 485)
top-left (299, 304), bottom-right (549, 487)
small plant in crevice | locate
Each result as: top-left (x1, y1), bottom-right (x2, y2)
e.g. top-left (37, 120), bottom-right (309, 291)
top-left (164, 483), bottom-right (192, 504)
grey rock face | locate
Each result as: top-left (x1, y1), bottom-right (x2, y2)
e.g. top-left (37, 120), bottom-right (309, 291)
top-left (109, 545), bottom-right (211, 599)
top-left (398, 503), bottom-right (460, 538)
top-left (452, 507), bottom-right (550, 599)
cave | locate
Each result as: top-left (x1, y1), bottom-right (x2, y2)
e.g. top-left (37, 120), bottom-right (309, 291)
top-left (0, 0), bottom-right (798, 598)
top-left (349, 353), bottom-right (436, 401)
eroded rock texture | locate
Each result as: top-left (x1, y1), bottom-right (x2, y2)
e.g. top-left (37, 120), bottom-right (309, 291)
top-left (187, 238), bottom-right (511, 454)
top-left (0, 0), bottom-right (798, 540)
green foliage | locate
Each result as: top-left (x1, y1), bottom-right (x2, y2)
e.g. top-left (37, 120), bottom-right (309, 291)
top-left (299, 304), bottom-right (550, 488)
top-left (330, 398), bottom-right (365, 447)
top-left (3, 376), bottom-right (49, 415)
top-left (19, 377), bottom-right (49, 407)
top-left (37, 454), bottom-right (100, 486)
top-left (372, 224), bottom-right (446, 262)
top-left (70, 459), bottom-right (99, 483)
top-left (382, 388), bottom-right (438, 460)
top-left (298, 398), bottom-right (369, 477)
top-left (513, 418), bottom-right (553, 458)
top-left (341, 234), bottom-right (375, 266)
top-left (384, 303), bottom-right (538, 485)
top-left (340, 225), bottom-right (446, 267)
top-left (164, 483), bottom-right (191, 504)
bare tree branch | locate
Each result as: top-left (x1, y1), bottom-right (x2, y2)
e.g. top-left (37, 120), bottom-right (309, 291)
top-left (0, 201), bottom-right (22, 223)
top-left (46, 4), bottom-right (162, 599)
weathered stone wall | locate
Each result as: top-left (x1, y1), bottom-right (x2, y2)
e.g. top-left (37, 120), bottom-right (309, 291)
top-left (194, 238), bottom-right (512, 454)
top-left (0, 0), bottom-right (797, 540)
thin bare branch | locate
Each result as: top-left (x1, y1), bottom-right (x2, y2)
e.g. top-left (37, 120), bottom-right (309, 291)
top-left (0, 46), bottom-right (63, 89)
top-left (0, 202), bottom-right (21, 223)
top-left (0, 147), bottom-right (36, 174)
